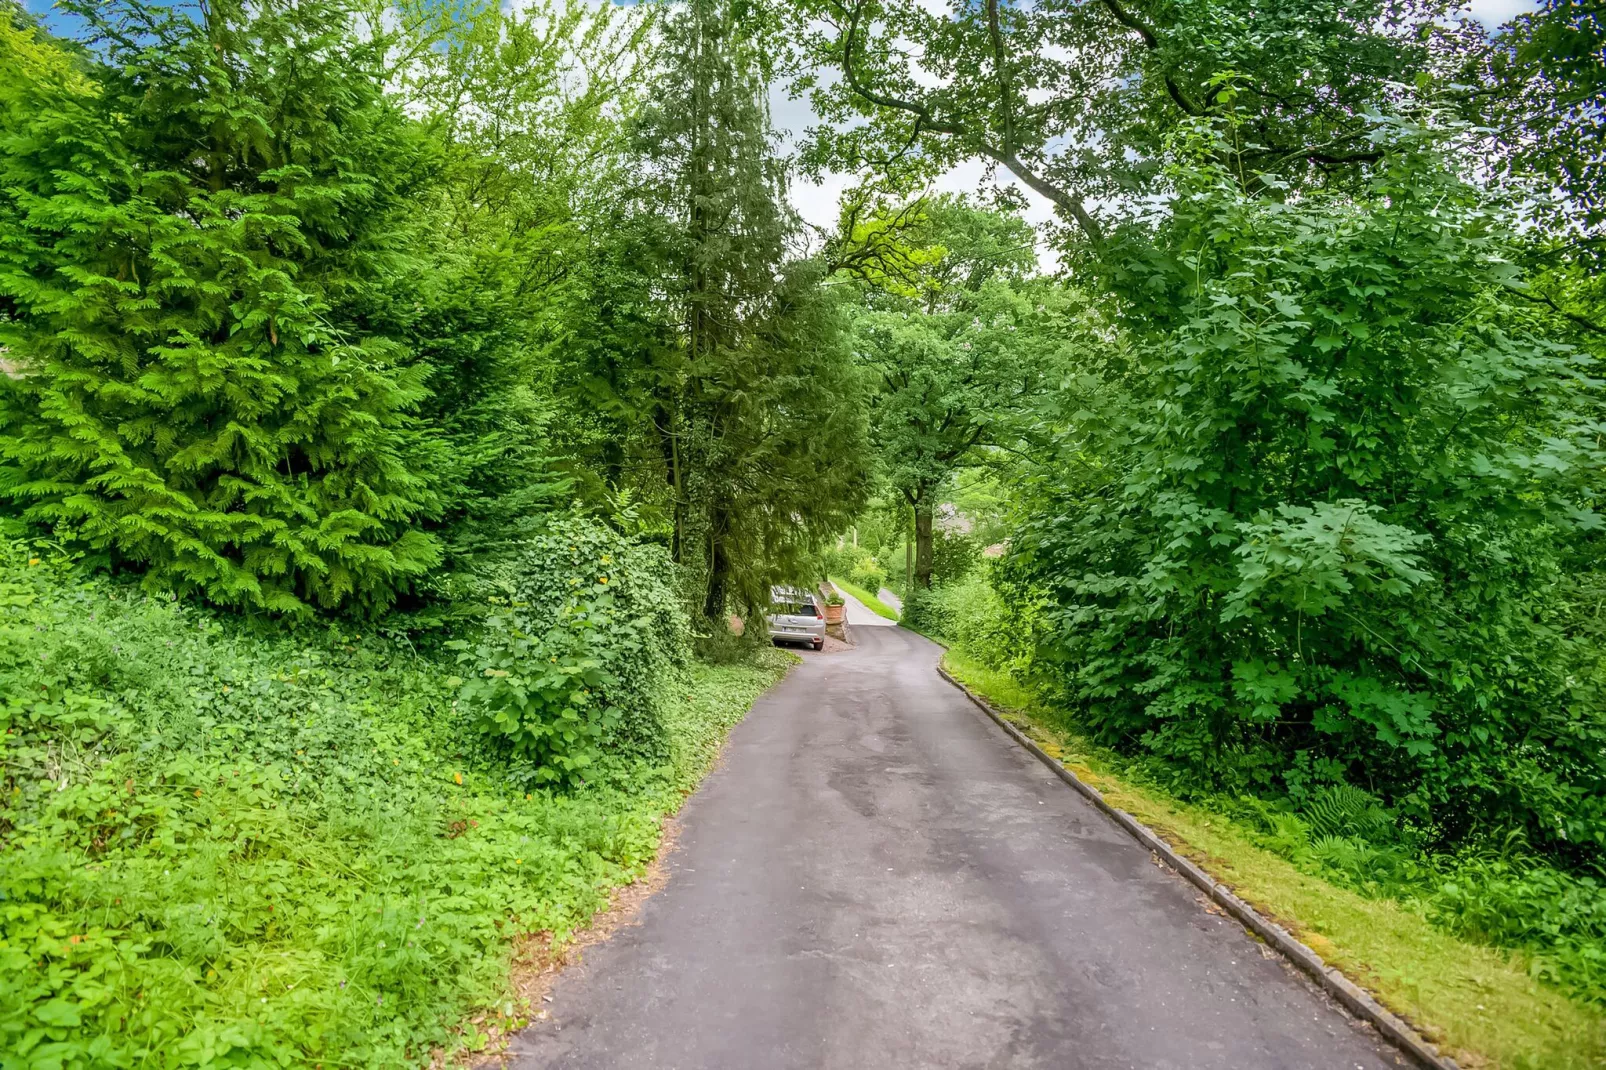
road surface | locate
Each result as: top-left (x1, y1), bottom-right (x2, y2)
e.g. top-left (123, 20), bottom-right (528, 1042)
top-left (509, 620), bottom-right (1404, 1070)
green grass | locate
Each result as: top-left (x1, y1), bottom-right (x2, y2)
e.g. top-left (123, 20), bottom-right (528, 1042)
top-left (0, 548), bottom-right (792, 1068)
top-left (942, 647), bottom-right (1606, 1070)
top-left (828, 576), bottom-right (900, 621)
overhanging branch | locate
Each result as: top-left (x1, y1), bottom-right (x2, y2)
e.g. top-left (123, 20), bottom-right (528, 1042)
top-left (836, 0), bottom-right (1105, 248)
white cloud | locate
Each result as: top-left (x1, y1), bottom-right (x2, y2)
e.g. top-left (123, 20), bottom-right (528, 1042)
top-left (1460, 0), bottom-right (1541, 28)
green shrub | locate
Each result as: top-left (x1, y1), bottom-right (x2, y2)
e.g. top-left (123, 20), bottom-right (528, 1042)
top-left (1004, 145), bottom-right (1606, 860)
top-left (1427, 854), bottom-right (1606, 1004)
top-left (847, 554), bottom-right (887, 595)
top-left (902, 571), bottom-right (1023, 672)
top-left (929, 528), bottom-right (982, 586)
top-left (455, 518), bottom-right (691, 784)
top-left (823, 543), bottom-right (885, 594)
top-left (1222, 783), bottom-right (1606, 1003)
top-left (451, 601), bottom-right (623, 789)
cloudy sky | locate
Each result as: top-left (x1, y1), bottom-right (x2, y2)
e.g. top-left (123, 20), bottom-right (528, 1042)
top-left (774, 0), bottom-right (1544, 241)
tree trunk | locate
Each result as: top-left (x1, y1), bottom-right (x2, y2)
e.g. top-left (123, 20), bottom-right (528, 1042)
top-left (700, 501), bottom-right (732, 626)
top-left (905, 505), bottom-right (913, 591)
top-left (914, 499), bottom-right (935, 589)
top-left (703, 527), bottom-right (728, 623)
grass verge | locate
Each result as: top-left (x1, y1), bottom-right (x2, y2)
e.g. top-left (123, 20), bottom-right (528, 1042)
top-left (942, 647), bottom-right (1606, 1070)
top-left (0, 548), bottom-right (793, 1068)
top-left (828, 576), bottom-right (900, 621)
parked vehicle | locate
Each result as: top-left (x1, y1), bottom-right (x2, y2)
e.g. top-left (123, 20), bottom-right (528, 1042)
top-left (767, 586), bottom-right (825, 650)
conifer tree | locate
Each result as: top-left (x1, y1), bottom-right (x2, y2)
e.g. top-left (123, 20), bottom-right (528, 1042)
top-left (630, 0), bottom-right (869, 620)
top-left (0, 0), bottom-right (445, 614)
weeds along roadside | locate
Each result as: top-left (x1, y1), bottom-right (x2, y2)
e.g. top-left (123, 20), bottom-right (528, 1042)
top-left (0, 540), bottom-right (792, 1068)
top-left (905, 571), bottom-right (1606, 1069)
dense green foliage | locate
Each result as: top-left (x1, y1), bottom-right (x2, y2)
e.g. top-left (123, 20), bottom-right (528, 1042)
top-left (553, 0), bottom-right (870, 622)
top-left (0, 0), bottom-right (863, 622)
top-left (784, 0), bottom-right (1460, 246)
top-left (0, 0), bottom-right (451, 614)
top-left (1005, 141), bottom-right (1606, 859)
top-left (823, 543), bottom-right (886, 596)
top-left (918, 567), bottom-right (1606, 1006)
top-left (0, 543), bottom-right (790, 1066)
top-left (452, 518), bottom-right (690, 788)
top-left (846, 197), bottom-right (1059, 588)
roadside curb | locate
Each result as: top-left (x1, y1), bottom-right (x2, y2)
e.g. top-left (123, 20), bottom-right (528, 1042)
top-left (936, 666), bottom-right (1460, 1070)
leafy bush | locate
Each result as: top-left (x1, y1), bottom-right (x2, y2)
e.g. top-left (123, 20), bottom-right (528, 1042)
top-left (823, 543), bottom-right (889, 596)
top-left (1427, 854), bottom-right (1606, 1004)
top-left (456, 517), bottom-right (691, 784)
top-left (452, 601), bottom-right (623, 789)
top-left (0, 542), bottom-right (783, 1067)
top-left (929, 527), bottom-right (982, 586)
top-left (1229, 788), bottom-right (1606, 1004)
top-left (1004, 143), bottom-right (1606, 860)
top-left (901, 570), bottom-right (1025, 673)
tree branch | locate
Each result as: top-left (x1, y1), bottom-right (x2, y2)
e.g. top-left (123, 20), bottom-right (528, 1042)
top-left (836, 0), bottom-right (1104, 248)
top-left (1098, 0), bottom-right (1205, 117)
top-left (1507, 285), bottom-right (1606, 336)
top-left (985, 0), bottom-right (1017, 153)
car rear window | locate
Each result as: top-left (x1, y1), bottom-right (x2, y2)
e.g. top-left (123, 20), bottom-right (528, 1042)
top-left (781, 602), bottom-right (817, 616)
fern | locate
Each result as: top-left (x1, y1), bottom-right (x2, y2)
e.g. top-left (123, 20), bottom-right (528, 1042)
top-left (1302, 785), bottom-right (1395, 843)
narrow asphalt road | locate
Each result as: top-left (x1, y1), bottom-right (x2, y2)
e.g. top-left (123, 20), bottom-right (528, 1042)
top-left (509, 620), bottom-right (1405, 1070)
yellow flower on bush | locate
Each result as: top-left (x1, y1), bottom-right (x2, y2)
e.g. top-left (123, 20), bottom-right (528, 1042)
top-left (598, 576), bottom-right (609, 585)
top-left (453, 771), bottom-right (463, 785)
top-left (27, 557), bottom-right (40, 566)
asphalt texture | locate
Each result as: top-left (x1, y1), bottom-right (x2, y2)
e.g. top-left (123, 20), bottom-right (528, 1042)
top-left (509, 612), bottom-right (1406, 1070)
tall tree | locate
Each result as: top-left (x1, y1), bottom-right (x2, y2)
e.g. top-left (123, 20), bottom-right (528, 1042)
top-left (398, 0), bottom-right (655, 562)
top-left (1466, 0), bottom-right (1606, 341)
top-left (781, 0), bottom-right (1471, 248)
top-left (0, 0), bottom-right (451, 614)
top-left (1003, 139), bottom-right (1606, 855)
top-left (850, 197), bottom-right (1059, 588)
top-left (587, 0), bottom-right (870, 622)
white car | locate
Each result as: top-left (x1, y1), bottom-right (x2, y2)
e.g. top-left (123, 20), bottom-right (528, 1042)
top-left (767, 586), bottom-right (825, 651)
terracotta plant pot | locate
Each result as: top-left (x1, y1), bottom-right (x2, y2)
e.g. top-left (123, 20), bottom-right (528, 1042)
top-left (824, 603), bottom-right (845, 625)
